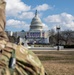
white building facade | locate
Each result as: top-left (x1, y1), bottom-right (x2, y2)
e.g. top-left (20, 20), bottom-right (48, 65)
top-left (26, 10), bottom-right (49, 44)
top-left (6, 10), bottom-right (49, 44)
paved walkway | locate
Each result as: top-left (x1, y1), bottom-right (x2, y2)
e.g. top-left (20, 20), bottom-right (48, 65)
top-left (28, 47), bottom-right (74, 51)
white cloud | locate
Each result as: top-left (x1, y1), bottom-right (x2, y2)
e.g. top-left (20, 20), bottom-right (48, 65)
top-left (44, 13), bottom-right (74, 30)
top-left (6, 0), bottom-right (31, 16)
top-left (43, 23), bottom-right (49, 31)
top-left (18, 12), bottom-right (34, 19)
top-left (34, 4), bottom-right (52, 11)
top-left (6, 19), bottom-right (30, 31)
top-left (5, 0), bottom-right (54, 31)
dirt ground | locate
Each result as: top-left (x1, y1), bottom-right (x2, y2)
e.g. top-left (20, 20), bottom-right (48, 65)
top-left (33, 51), bottom-right (74, 75)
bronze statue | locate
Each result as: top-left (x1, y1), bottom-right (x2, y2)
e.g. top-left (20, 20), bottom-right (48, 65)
top-left (0, 0), bottom-right (46, 75)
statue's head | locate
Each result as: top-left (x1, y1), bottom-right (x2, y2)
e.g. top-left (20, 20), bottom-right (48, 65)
top-left (0, 0), bottom-right (6, 10)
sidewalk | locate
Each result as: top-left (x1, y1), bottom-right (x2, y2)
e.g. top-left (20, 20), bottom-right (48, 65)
top-left (31, 48), bottom-right (74, 51)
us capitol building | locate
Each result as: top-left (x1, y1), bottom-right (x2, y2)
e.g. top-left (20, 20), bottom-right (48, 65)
top-left (6, 10), bottom-right (49, 44)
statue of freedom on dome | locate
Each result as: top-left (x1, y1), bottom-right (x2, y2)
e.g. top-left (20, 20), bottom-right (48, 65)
top-left (0, 0), bottom-right (46, 75)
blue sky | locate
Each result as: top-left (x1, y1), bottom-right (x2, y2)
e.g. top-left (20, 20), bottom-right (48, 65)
top-left (6, 0), bottom-right (74, 31)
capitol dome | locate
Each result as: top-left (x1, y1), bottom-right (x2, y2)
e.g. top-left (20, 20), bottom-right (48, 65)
top-left (30, 10), bottom-right (43, 31)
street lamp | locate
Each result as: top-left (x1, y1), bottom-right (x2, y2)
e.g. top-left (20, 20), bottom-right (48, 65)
top-left (56, 25), bottom-right (60, 50)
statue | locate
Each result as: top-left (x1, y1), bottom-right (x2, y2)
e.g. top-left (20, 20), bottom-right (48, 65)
top-left (0, 0), bottom-right (9, 41)
top-left (0, 0), bottom-right (46, 75)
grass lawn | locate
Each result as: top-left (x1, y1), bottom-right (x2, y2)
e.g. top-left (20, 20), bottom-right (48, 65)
top-left (33, 51), bottom-right (74, 75)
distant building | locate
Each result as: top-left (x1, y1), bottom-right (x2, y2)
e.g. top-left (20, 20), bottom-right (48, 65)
top-left (26, 10), bottom-right (49, 44)
top-left (6, 10), bottom-right (49, 44)
top-left (13, 31), bottom-right (26, 38)
top-left (6, 31), bottom-right (13, 36)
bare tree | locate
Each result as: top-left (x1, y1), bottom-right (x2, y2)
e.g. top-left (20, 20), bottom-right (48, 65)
top-left (49, 29), bottom-right (56, 45)
top-left (50, 29), bottom-right (55, 36)
top-left (49, 30), bottom-right (74, 45)
top-left (61, 30), bottom-right (73, 45)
